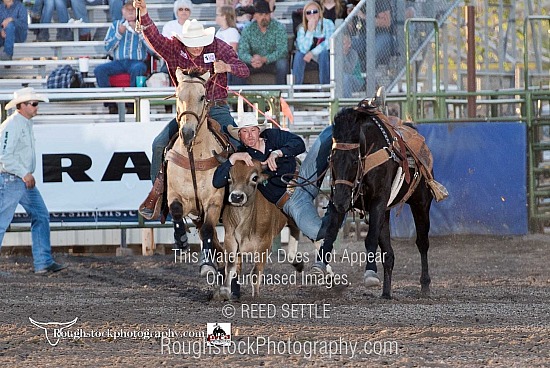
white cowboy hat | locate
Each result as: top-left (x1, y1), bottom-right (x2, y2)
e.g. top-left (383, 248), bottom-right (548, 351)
top-left (228, 112), bottom-right (267, 141)
top-left (173, 19), bottom-right (215, 48)
top-left (5, 87), bottom-right (49, 110)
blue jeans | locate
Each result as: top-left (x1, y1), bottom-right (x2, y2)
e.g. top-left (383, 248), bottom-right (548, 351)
top-left (283, 125), bottom-right (333, 241)
top-left (150, 105), bottom-right (238, 181)
top-left (292, 50), bottom-right (330, 85)
top-left (69, 0), bottom-right (91, 36)
top-left (95, 60), bottom-right (148, 87)
top-left (39, 0), bottom-right (71, 41)
top-left (0, 20), bottom-right (27, 56)
top-left (0, 173), bottom-right (54, 272)
top-left (38, 0), bottom-right (91, 40)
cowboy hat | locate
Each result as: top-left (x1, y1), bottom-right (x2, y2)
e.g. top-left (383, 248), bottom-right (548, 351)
top-left (228, 112), bottom-right (267, 141)
top-left (254, 0), bottom-right (273, 14)
top-left (5, 87), bottom-right (49, 110)
top-left (173, 19), bottom-right (215, 48)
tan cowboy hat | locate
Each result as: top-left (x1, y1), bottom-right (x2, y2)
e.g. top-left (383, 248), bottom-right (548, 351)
top-left (228, 112), bottom-right (267, 141)
top-left (173, 19), bottom-right (215, 48)
top-left (5, 87), bottom-right (49, 110)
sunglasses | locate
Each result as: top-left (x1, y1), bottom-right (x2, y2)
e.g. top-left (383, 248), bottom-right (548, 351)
top-left (26, 101), bottom-right (39, 107)
top-left (178, 7), bottom-right (190, 11)
top-left (305, 9), bottom-right (319, 15)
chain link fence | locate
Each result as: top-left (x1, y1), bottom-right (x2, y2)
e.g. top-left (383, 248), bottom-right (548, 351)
top-left (331, 0), bottom-right (549, 102)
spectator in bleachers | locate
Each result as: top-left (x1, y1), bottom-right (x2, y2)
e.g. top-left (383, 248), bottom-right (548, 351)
top-left (234, 0), bottom-right (254, 31)
top-left (342, 32), bottom-right (363, 97)
top-left (162, 0), bottom-right (193, 38)
top-left (95, 0), bottom-right (151, 92)
top-left (215, 5), bottom-right (239, 51)
top-left (347, 0), bottom-right (395, 66)
top-left (36, 0), bottom-right (91, 41)
top-left (234, 0), bottom-right (287, 85)
top-left (320, 0), bottom-right (347, 24)
top-left (292, 1), bottom-right (334, 85)
top-left (0, 0), bottom-right (28, 60)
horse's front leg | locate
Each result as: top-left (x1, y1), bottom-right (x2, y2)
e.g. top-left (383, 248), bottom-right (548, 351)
top-left (198, 203), bottom-right (223, 277)
top-left (169, 200), bottom-right (189, 251)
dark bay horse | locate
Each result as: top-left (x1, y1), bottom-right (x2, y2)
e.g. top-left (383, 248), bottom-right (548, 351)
top-left (165, 67), bottom-right (229, 276)
top-left (321, 105), bottom-right (442, 299)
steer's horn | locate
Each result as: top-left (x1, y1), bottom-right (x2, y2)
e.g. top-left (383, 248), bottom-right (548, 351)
top-left (213, 150), bottom-right (228, 164)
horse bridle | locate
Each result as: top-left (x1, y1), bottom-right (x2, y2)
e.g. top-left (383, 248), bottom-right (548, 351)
top-left (176, 77), bottom-right (209, 147)
top-left (330, 116), bottom-right (397, 206)
top-left (330, 141), bottom-right (365, 206)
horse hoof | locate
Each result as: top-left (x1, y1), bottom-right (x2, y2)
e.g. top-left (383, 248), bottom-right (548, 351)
top-left (200, 264), bottom-right (217, 278)
top-left (292, 261), bottom-right (304, 273)
top-left (230, 293), bottom-right (240, 302)
top-left (364, 270), bottom-right (380, 287)
top-left (217, 287), bottom-right (231, 301)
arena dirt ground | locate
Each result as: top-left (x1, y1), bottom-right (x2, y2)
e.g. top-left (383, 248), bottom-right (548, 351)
top-left (1, 234), bottom-right (549, 367)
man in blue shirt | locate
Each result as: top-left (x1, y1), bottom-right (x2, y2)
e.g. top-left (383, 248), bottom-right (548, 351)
top-left (94, 0), bottom-right (151, 88)
top-left (0, 0), bottom-right (28, 60)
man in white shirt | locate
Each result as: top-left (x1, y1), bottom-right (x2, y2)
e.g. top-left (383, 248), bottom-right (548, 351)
top-left (0, 88), bottom-right (66, 274)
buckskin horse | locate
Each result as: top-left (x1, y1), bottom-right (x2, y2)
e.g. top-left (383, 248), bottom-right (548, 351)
top-left (165, 67), bottom-right (230, 276)
top-left (320, 99), bottom-right (447, 299)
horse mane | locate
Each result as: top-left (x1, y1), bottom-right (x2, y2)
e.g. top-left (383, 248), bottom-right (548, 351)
top-left (180, 67), bottom-right (209, 79)
top-left (333, 107), bottom-right (360, 142)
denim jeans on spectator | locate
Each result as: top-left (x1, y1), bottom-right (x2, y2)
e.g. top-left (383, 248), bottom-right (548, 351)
top-left (292, 49), bottom-right (330, 85)
top-left (283, 125), bottom-right (333, 241)
top-left (150, 105), bottom-right (238, 182)
top-left (38, 0), bottom-right (71, 41)
top-left (0, 173), bottom-right (54, 272)
top-left (69, 0), bottom-right (91, 37)
top-left (0, 20), bottom-right (27, 56)
top-left (232, 59), bottom-right (288, 85)
top-left (94, 60), bottom-right (148, 87)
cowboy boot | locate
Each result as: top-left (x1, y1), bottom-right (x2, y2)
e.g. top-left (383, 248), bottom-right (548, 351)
top-left (138, 169), bottom-right (165, 220)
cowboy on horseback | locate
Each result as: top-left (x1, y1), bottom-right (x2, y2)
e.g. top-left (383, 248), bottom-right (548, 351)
top-left (134, 0), bottom-right (248, 221)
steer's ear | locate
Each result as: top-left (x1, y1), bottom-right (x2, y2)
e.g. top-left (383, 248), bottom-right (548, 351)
top-left (258, 172), bottom-right (270, 186)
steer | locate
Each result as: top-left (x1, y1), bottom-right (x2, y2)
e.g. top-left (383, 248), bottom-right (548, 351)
top-left (219, 160), bottom-right (302, 301)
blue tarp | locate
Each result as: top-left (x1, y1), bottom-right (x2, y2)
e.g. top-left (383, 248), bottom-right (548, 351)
top-left (391, 122), bottom-right (528, 237)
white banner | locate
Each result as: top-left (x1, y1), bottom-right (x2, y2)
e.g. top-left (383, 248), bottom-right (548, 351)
top-left (19, 122), bottom-right (167, 213)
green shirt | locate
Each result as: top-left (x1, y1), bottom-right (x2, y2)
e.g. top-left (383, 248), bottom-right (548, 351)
top-left (238, 19), bottom-right (288, 64)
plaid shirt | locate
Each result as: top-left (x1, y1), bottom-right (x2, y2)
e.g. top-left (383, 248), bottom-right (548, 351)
top-left (141, 14), bottom-right (249, 101)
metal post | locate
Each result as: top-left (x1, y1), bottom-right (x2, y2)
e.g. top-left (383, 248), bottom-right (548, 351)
top-left (405, 18), bottom-right (440, 120)
top-left (466, 6), bottom-right (476, 118)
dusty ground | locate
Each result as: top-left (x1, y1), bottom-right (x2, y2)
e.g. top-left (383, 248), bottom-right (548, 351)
top-left (1, 234), bottom-right (549, 367)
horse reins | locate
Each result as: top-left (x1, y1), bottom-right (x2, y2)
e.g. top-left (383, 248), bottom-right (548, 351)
top-left (176, 75), bottom-right (210, 215)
